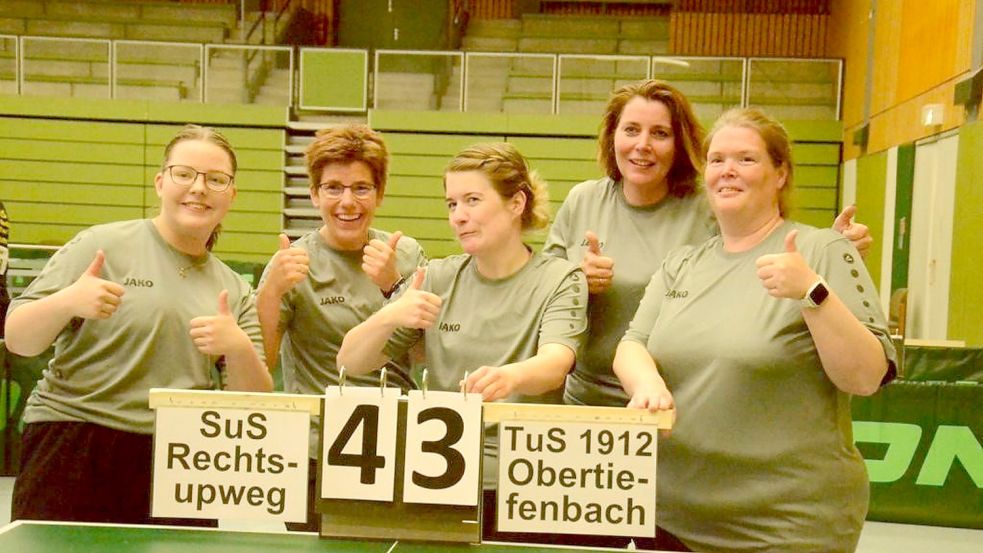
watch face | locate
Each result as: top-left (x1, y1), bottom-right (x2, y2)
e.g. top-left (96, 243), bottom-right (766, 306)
top-left (809, 282), bottom-right (830, 306)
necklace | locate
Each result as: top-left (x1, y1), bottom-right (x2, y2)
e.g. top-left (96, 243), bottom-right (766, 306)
top-left (166, 244), bottom-right (208, 278)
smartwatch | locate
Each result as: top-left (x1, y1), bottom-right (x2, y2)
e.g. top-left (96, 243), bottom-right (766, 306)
top-left (801, 277), bottom-right (830, 308)
top-left (382, 275), bottom-right (406, 299)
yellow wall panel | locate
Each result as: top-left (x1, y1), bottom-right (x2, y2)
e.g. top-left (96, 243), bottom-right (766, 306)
top-left (896, 0), bottom-right (972, 103)
top-left (867, 81), bottom-right (966, 155)
top-left (828, 0), bottom-right (870, 129)
top-left (870, 0), bottom-right (902, 116)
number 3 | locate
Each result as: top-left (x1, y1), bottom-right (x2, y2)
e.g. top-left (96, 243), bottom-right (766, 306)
top-left (413, 407), bottom-right (466, 489)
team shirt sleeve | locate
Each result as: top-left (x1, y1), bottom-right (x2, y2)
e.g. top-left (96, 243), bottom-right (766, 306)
top-left (806, 229), bottom-right (898, 383)
top-left (536, 267), bottom-right (588, 354)
top-left (9, 229), bottom-right (99, 316)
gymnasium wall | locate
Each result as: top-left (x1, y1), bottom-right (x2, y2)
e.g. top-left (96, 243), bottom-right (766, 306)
top-left (0, 96), bottom-right (285, 264)
top-left (832, 0), bottom-right (976, 159)
top-left (0, 96), bottom-right (845, 265)
top-left (949, 120), bottom-right (983, 346)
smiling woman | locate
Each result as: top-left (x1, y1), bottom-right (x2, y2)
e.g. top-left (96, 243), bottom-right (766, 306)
top-left (4, 124), bottom-right (271, 527)
top-left (544, 79), bottom-right (873, 412)
top-left (255, 124), bottom-right (426, 532)
top-left (614, 108), bottom-right (896, 552)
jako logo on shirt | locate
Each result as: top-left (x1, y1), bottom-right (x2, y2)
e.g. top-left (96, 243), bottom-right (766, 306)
top-left (320, 296), bottom-right (345, 305)
top-left (665, 289), bottom-right (688, 299)
top-left (124, 277), bottom-right (154, 287)
top-left (439, 322), bottom-right (461, 332)
top-left (579, 238), bottom-right (606, 249)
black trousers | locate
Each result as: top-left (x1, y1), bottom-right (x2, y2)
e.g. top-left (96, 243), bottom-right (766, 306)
top-left (12, 420), bottom-right (215, 527)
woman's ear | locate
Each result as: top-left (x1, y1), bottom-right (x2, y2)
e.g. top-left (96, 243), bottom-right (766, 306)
top-left (776, 164), bottom-right (789, 189)
top-left (509, 190), bottom-right (527, 218)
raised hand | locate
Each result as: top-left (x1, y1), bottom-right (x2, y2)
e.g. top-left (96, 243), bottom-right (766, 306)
top-left (266, 233), bottom-right (309, 295)
top-left (362, 230), bottom-right (403, 291)
top-left (67, 250), bottom-right (125, 319)
top-left (833, 205), bottom-right (872, 258)
top-left (581, 231), bottom-right (615, 294)
top-left (379, 267), bottom-right (442, 329)
top-left (755, 230), bottom-right (818, 300)
top-left (189, 290), bottom-right (252, 356)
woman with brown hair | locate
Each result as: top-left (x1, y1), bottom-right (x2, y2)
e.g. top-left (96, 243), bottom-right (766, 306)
top-left (544, 79), bottom-right (872, 410)
top-left (6, 124), bottom-right (270, 525)
top-left (256, 123), bottom-right (426, 531)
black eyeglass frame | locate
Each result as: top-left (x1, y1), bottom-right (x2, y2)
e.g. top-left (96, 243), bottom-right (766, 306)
top-left (165, 165), bottom-right (235, 192)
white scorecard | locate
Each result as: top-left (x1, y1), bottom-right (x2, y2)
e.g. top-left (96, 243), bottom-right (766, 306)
top-left (489, 403), bottom-right (668, 538)
top-left (149, 389), bottom-right (313, 522)
top-left (320, 386), bottom-right (400, 502)
top-left (402, 389), bottom-right (482, 506)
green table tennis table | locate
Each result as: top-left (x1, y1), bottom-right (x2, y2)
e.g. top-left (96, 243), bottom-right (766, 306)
top-left (0, 520), bottom-right (635, 553)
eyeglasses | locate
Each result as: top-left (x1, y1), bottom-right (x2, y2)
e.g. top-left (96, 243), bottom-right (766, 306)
top-left (318, 183), bottom-right (377, 199)
top-left (166, 165), bottom-right (234, 192)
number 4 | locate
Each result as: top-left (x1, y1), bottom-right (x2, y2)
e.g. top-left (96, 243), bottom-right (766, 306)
top-left (321, 387), bottom-right (400, 502)
top-left (327, 404), bottom-right (387, 485)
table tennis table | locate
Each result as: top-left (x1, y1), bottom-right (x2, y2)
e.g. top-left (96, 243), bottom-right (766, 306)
top-left (0, 520), bottom-right (634, 553)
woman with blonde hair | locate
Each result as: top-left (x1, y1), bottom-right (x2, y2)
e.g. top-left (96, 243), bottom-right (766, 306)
top-left (615, 108), bottom-right (896, 551)
top-left (338, 142), bottom-right (588, 540)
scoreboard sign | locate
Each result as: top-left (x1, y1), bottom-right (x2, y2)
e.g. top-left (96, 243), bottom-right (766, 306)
top-left (150, 390), bottom-right (316, 522)
top-left (318, 387), bottom-right (483, 543)
top-left (496, 420), bottom-right (657, 537)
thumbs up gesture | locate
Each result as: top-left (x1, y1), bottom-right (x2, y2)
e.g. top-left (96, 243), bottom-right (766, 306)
top-left (266, 233), bottom-right (309, 296)
top-left (833, 205), bottom-right (872, 258)
top-left (67, 250), bottom-right (126, 319)
top-left (581, 231), bottom-right (615, 294)
top-left (362, 230), bottom-right (403, 291)
top-left (380, 266), bottom-right (443, 330)
top-left (190, 290), bottom-right (251, 356)
top-left (755, 230), bottom-right (819, 300)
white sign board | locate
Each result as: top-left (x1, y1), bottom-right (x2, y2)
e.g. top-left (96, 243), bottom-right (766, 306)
top-left (402, 390), bottom-right (482, 506)
top-left (320, 386), bottom-right (400, 502)
top-left (497, 421), bottom-right (657, 537)
top-left (152, 407), bottom-right (310, 521)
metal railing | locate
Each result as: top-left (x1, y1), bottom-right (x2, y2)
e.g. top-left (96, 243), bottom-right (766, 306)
top-left (1, 34), bottom-right (293, 107)
top-left (0, 32), bottom-right (844, 120)
top-left (373, 49), bottom-right (841, 119)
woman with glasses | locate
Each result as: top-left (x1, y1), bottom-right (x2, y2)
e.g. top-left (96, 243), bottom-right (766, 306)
top-left (338, 142), bottom-right (588, 541)
top-left (5, 124), bottom-right (271, 525)
top-left (256, 124), bottom-right (425, 531)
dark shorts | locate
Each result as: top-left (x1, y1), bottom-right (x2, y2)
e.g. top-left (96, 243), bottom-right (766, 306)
top-left (12, 420), bottom-right (215, 527)
top-left (481, 489), bottom-right (690, 550)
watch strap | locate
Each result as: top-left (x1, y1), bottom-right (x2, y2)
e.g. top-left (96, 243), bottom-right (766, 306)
top-left (382, 275), bottom-right (406, 299)
top-left (801, 277), bottom-right (829, 308)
